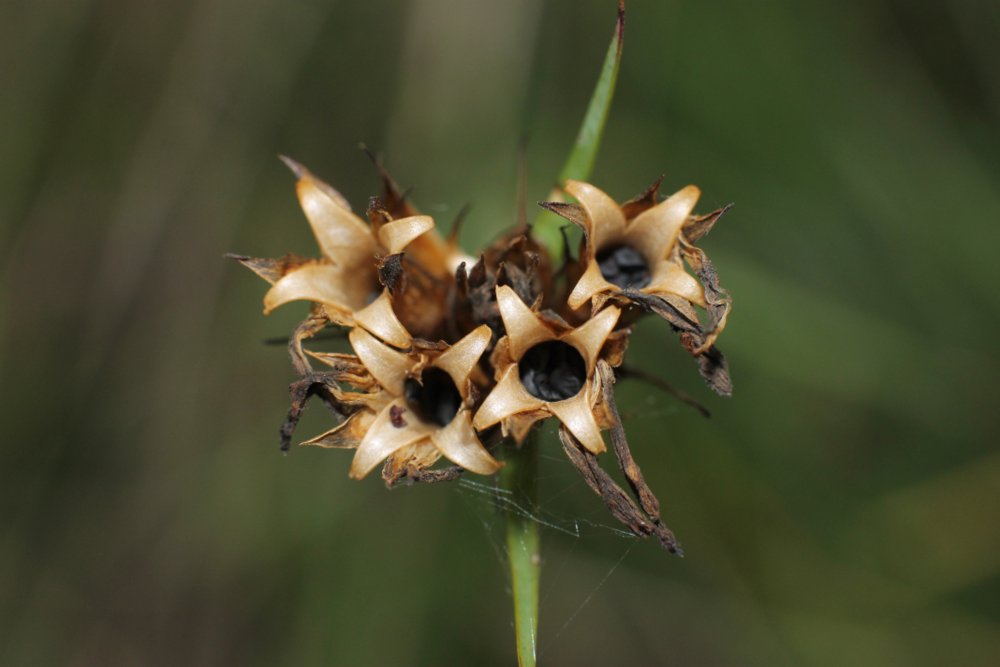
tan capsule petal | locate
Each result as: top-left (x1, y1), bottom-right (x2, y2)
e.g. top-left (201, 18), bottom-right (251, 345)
top-left (645, 260), bottom-right (706, 307)
top-left (264, 264), bottom-right (362, 315)
top-left (349, 400), bottom-right (434, 479)
top-left (495, 285), bottom-right (553, 361)
top-left (567, 259), bottom-right (615, 311)
top-left (352, 290), bottom-right (411, 348)
top-left (430, 410), bottom-right (503, 475)
top-left (473, 364), bottom-right (544, 430)
top-left (280, 155), bottom-right (352, 211)
top-left (294, 168), bottom-right (378, 264)
top-left (227, 253), bottom-right (309, 286)
top-left (301, 410), bottom-right (375, 449)
top-left (561, 305), bottom-right (620, 373)
top-left (506, 410), bottom-right (548, 444)
top-left (432, 324), bottom-right (492, 393)
top-left (625, 185), bottom-right (701, 263)
top-left (348, 327), bottom-right (411, 395)
top-left (549, 392), bottom-right (606, 455)
top-left (377, 215), bottom-right (435, 254)
top-left (565, 180), bottom-right (626, 254)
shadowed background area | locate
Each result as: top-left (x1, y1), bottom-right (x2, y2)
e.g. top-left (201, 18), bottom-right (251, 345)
top-left (2, 0), bottom-right (999, 665)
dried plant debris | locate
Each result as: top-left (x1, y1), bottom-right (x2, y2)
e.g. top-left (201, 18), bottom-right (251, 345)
top-left (231, 157), bottom-right (734, 553)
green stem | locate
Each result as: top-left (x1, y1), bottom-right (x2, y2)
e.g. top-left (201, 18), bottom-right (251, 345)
top-left (501, 435), bottom-right (540, 667)
top-left (500, 6), bottom-right (626, 663)
top-left (531, 1), bottom-right (625, 262)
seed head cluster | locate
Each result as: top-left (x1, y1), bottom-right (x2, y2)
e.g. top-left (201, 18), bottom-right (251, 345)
top-left (232, 156), bottom-right (732, 552)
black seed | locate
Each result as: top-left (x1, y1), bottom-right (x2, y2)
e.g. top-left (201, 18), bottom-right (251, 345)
top-left (518, 341), bottom-right (586, 402)
top-left (404, 367), bottom-right (462, 427)
top-left (596, 244), bottom-right (651, 289)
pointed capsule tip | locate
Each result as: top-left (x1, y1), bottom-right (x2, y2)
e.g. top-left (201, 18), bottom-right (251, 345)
top-left (278, 154), bottom-right (306, 179)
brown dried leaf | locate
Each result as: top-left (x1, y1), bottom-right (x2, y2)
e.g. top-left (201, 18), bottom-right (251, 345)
top-left (288, 310), bottom-right (332, 376)
top-left (682, 244), bottom-right (731, 351)
top-left (280, 374), bottom-right (349, 453)
top-left (598, 361), bottom-right (660, 521)
top-left (683, 336), bottom-right (732, 397)
top-left (558, 426), bottom-right (681, 555)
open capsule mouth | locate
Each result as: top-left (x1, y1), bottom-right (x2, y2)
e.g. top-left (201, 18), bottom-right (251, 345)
top-left (518, 340), bottom-right (587, 402)
top-left (404, 367), bottom-right (462, 427)
top-left (597, 244), bottom-right (651, 289)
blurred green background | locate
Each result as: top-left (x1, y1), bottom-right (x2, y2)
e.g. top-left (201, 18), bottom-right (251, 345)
top-left (3, 0), bottom-right (999, 664)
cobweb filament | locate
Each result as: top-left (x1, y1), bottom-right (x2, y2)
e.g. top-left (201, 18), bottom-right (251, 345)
top-left (457, 479), bottom-right (580, 538)
top-left (456, 478), bottom-right (636, 539)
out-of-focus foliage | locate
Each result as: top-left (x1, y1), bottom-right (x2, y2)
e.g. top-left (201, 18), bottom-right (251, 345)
top-left (2, 0), bottom-right (998, 665)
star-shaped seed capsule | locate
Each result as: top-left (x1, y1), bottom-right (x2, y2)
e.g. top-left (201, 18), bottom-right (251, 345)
top-left (543, 179), bottom-right (733, 395)
top-left (473, 285), bottom-right (621, 454)
top-left (559, 180), bottom-right (704, 311)
top-left (304, 324), bottom-right (502, 481)
top-left (234, 158), bottom-right (467, 348)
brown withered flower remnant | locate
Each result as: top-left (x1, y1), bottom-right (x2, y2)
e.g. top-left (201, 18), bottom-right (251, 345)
top-left (231, 156), bottom-right (732, 553)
